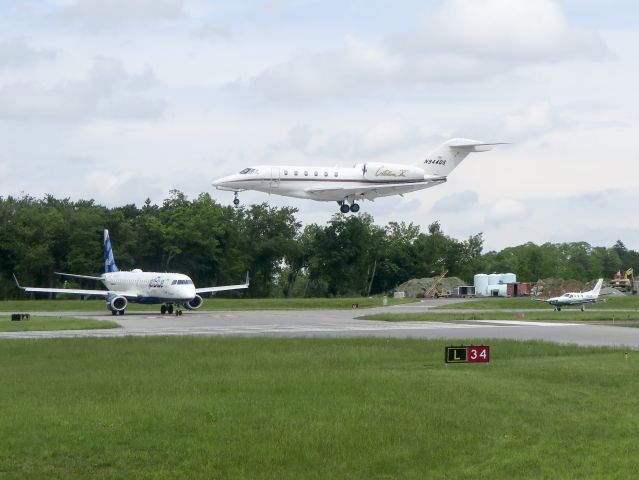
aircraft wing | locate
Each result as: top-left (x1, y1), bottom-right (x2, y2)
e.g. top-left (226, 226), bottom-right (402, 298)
top-left (195, 272), bottom-right (250, 295)
top-left (305, 178), bottom-right (446, 201)
top-left (14, 275), bottom-right (135, 298)
top-left (55, 272), bottom-right (104, 281)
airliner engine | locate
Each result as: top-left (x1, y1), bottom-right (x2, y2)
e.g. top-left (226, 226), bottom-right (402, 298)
top-left (106, 294), bottom-right (127, 315)
top-left (362, 163), bottom-right (424, 181)
top-left (184, 295), bottom-right (203, 310)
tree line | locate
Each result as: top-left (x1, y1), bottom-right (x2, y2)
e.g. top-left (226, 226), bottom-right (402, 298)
top-left (1, 191), bottom-right (637, 299)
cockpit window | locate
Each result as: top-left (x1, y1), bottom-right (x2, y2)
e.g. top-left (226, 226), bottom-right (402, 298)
top-left (239, 168), bottom-right (258, 175)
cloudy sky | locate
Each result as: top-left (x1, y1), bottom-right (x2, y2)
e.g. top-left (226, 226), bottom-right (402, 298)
top-left (0, 0), bottom-right (637, 251)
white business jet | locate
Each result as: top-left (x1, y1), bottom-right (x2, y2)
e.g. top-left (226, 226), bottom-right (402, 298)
top-left (538, 279), bottom-right (605, 311)
top-left (15, 230), bottom-right (249, 316)
top-left (212, 138), bottom-right (504, 213)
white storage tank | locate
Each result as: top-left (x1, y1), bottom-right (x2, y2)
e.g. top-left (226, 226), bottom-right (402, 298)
top-left (488, 273), bottom-right (500, 285)
top-left (474, 274), bottom-right (489, 296)
top-left (501, 273), bottom-right (516, 284)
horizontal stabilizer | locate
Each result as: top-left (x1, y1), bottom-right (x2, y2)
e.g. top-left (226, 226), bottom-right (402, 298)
top-left (448, 141), bottom-right (509, 152)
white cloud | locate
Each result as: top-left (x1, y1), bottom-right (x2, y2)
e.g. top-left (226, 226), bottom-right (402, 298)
top-left (396, 0), bottom-right (608, 63)
top-left (0, 38), bottom-right (55, 68)
top-left (244, 0), bottom-right (609, 101)
top-left (55, 0), bottom-right (185, 28)
top-left (486, 199), bottom-right (526, 224)
top-left (0, 57), bottom-right (165, 122)
top-left (501, 102), bottom-right (561, 140)
top-left (431, 191), bottom-right (479, 214)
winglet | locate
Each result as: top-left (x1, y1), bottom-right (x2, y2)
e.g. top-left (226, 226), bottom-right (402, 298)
top-left (245, 271), bottom-right (250, 286)
top-left (13, 274), bottom-right (24, 290)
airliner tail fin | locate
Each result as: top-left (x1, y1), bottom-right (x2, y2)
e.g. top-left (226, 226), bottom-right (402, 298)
top-left (104, 229), bottom-right (119, 273)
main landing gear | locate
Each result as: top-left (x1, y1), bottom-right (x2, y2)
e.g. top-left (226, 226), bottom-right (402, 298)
top-left (160, 304), bottom-right (183, 316)
top-left (233, 191), bottom-right (240, 206)
top-left (338, 201), bottom-right (360, 213)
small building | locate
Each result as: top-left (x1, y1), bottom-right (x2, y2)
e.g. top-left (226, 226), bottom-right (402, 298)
top-left (452, 286), bottom-right (476, 298)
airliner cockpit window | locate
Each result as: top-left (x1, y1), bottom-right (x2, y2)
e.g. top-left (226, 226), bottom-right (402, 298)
top-left (240, 168), bottom-right (251, 174)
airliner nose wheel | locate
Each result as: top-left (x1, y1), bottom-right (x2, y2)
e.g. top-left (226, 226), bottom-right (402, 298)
top-left (350, 203), bottom-right (360, 213)
top-left (233, 192), bottom-right (240, 206)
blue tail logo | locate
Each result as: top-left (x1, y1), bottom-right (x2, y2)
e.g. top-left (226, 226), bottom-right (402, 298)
top-left (104, 229), bottom-right (119, 273)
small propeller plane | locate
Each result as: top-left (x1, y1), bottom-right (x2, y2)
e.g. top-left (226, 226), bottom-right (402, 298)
top-left (212, 138), bottom-right (505, 213)
top-left (15, 230), bottom-right (249, 316)
top-left (535, 279), bottom-right (605, 311)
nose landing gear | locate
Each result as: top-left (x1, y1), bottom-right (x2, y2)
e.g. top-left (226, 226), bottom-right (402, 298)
top-left (160, 304), bottom-right (183, 315)
top-left (233, 191), bottom-right (240, 206)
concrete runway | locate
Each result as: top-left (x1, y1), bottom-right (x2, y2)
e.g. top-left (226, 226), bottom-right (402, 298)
top-left (3, 300), bottom-right (639, 348)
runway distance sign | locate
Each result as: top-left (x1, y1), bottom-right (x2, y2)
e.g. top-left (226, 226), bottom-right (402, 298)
top-left (445, 345), bottom-right (490, 363)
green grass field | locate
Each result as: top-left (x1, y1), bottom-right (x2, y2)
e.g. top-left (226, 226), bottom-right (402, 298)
top-left (1, 337), bottom-right (638, 479)
top-left (358, 310), bottom-right (639, 324)
top-left (0, 315), bottom-right (119, 332)
top-left (0, 296), bottom-right (409, 313)
top-left (435, 295), bottom-right (639, 310)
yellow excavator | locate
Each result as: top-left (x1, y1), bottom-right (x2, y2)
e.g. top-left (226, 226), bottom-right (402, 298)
top-left (611, 268), bottom-right (637, 294)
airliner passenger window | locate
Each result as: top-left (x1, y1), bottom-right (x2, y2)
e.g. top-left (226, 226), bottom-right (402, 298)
top-left (314, 171), bottom-right (318, 176)
top-left (294, 171), bottom-right (298, 176)
top-left (304, 171), bottom-right (308, 176)
top-left (284, 170), bottom-right (288, 175)
top-left (324, 172), bottom-right (328, 177)
top-left (334, 172), bottom-right (338, 177)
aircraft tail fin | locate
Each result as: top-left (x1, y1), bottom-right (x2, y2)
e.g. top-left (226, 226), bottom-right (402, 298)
top-left (417, 138), bottom-right (507, 176)
top-left (590, 278), bottom-right (603, 296)
top-left (104, 229), bottom-right (119, 273)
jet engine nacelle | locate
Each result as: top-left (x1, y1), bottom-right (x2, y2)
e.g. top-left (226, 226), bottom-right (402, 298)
top-left (106, 294), bottom-right (128, 313)
top-left (184, 295), bottom-right (203, 310)
top-left (363, 163), bottom-right (424, 181)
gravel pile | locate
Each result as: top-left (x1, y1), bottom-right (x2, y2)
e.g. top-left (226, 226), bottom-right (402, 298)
top-left (395, 276), bottom-right (466, 298)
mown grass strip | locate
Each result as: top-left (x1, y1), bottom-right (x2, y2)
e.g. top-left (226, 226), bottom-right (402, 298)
top-left (434, 295), bottom-right (639, 310)
top-left (0, 315), bottom-right (120, 332)
top-left (0, 337), bottom-right (638, 479)
top-left (0, 296), bottom-right (410, 313)
top-left (358, 311), bottom-right (639, 323)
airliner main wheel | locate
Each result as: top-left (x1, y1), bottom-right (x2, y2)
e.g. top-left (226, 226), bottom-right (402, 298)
top-left (168, 304), bottom-right (174, 314)
top-left (340, 204), bottom-right (350, 214)
top-left (350, 203), bottom-right (360, 213)
top-left (161, 305), bottom-right (167, 314)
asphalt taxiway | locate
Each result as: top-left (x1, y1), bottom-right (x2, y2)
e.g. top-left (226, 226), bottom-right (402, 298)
top-left (2, 300), bottom-right (639, 348)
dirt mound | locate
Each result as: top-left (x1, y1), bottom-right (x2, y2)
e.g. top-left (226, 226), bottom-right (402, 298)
top-left (533, 278), bottom-right (585, 298)
top-left (395, 277), bottom-right (466, 298)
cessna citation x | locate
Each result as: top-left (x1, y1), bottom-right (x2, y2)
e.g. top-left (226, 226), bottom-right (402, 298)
top-left (536, 279), bottom-right (605, 311)
top-left (212, 138), bottom-right (504, 213)
top-left (15, 230), bottom-right (249, 315)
